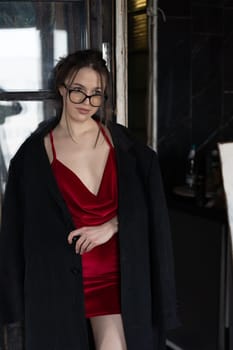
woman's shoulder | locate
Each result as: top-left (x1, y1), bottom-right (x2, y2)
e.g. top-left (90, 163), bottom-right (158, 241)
top-left (108, 121), bottom-right (160, 178)
top-left (109, 121), bottom-right (157, 157)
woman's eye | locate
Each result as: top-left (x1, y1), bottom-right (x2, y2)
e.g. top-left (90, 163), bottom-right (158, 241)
top-left (94, 91), bottom-right (103, 96)
top-left (72, 88), bottom-right (84, 94)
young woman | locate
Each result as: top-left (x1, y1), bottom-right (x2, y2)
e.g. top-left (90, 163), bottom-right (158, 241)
top-left (0, 50), bottom-right (178, 350)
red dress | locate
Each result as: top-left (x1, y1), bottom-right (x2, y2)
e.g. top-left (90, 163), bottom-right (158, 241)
top-left (50, 124), bottom-right (121, 318)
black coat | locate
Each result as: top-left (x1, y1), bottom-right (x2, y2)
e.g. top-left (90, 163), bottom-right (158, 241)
top-left (0, 117), bottom-right (178, 350)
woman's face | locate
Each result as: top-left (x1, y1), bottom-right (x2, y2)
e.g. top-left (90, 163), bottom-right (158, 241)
top-left (59, 67), bottom-right (105, 123)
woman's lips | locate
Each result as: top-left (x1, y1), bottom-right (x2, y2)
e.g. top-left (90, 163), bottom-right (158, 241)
top-left (76, 107), bottom-right (90, 114)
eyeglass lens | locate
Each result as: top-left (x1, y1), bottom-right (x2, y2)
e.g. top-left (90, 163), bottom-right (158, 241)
top-left (69, 90), bottom-right (103, 107)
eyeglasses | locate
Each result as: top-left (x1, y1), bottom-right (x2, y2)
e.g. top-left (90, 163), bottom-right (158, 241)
top-left (63, 84), bottom-right (106, 107)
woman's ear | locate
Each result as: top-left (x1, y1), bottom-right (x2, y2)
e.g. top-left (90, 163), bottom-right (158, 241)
top-left (58, 85), bottom-right (66, 97)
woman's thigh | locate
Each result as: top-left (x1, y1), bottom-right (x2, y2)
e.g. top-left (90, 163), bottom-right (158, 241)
top-left (90, 314), bottom-right (127, 350)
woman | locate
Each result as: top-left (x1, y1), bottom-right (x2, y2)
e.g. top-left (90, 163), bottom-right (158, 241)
top-left (0, 50), bottom-right (178, 350)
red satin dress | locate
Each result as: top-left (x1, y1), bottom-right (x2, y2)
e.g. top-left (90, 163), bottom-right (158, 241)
top-left (50, 125), bottom-right (121, 318)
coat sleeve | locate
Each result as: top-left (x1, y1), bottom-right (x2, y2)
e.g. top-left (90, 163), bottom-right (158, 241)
top-left (0, 158), bottom-right (25, 326)
top-left (146, 150), bottom-right (179, 330)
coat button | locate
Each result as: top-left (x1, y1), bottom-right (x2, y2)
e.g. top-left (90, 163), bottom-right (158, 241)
top-left (70, 267), bottom-right (81, 275)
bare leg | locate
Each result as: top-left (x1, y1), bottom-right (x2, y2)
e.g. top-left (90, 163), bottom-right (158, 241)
top-left (90, 314), bottom-right (127, 350)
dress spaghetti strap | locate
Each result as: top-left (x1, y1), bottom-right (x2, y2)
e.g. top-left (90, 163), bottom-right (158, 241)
top-left (49, 132), bottom-right (57, 161)
top-left (98, 123), bottom-right (113, 149)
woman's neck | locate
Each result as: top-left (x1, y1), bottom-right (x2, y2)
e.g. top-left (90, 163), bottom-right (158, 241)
top-left (59, 115), bottom-right (97, 137)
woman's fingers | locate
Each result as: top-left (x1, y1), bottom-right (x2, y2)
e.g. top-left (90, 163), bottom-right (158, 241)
top-left (67, 229), bottom-right (92, 254)
top-left (76, 236), bottom-right (87, 254)
top-left (67, 229), bottom-right (82, 244)
top-left (67, 218), bottom-right (118, 254)
top-left (72, 235), bottom-right (80, 244)
top-left (76, 236), bottom-right (95, 254)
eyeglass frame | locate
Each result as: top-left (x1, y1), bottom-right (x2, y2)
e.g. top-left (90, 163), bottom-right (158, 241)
top-left (62, 83), bottom-right (107, 107)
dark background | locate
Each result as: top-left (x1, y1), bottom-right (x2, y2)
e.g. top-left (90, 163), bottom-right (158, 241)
top-left (157, 0), bottom-right (233, 193)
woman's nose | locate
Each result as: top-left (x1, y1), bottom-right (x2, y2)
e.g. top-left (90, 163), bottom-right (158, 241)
top-left (83, 96), bottom-right (91, 105)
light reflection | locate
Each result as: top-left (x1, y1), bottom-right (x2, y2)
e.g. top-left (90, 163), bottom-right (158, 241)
top-left (128, 0), bottom-right (147, 11)
top-left (129, 13), bottom-right (147, 50)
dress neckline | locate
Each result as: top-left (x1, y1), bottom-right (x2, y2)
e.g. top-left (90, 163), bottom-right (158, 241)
top-left (52, 152), bottom-right (112, 198)
top-left (50, 122), bottom-right (114, 197)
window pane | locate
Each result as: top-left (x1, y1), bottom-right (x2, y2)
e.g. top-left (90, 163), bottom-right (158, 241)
top-left (0, 1), bottom-right (87, 92)
top-left (0, 100), bottom-right (45, 177)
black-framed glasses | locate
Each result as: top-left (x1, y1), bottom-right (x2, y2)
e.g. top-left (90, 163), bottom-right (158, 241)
top-left (63, 84), bottom-right (106, 107)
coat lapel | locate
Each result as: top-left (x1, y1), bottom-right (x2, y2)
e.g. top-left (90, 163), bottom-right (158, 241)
top-left (108, 123), bottom-right (136, 228)
top-left (43, 147), bottom-right (75, 229)
top-left (33, 120), bottom-right (76, 230)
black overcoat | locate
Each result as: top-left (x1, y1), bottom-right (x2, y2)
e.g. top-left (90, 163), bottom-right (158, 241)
top-left (0, 117), bottom-right (178, 349)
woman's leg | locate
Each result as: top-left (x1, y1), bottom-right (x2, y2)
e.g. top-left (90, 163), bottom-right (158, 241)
top-left (90, 314), bottom-right (127, 350)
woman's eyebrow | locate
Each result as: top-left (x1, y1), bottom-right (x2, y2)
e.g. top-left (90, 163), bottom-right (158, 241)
top-left (72, 83), bottom-right (84, 88)
top-left (71, 83), bottom-right (102, 90)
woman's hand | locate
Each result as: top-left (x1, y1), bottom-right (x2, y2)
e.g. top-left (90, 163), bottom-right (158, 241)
top-left (67, 216), bottom-right (118, 254)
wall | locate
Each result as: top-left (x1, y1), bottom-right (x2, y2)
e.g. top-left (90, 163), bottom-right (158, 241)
top-left (157, 0), bottom-right (233, 193)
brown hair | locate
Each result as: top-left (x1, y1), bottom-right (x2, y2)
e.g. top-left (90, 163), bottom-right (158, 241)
top-left (52, 49), bottom-right (112, 122)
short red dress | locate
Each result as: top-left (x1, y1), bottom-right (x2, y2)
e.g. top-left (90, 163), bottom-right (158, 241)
top-left (50, 124), bottom-right (121, 318)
